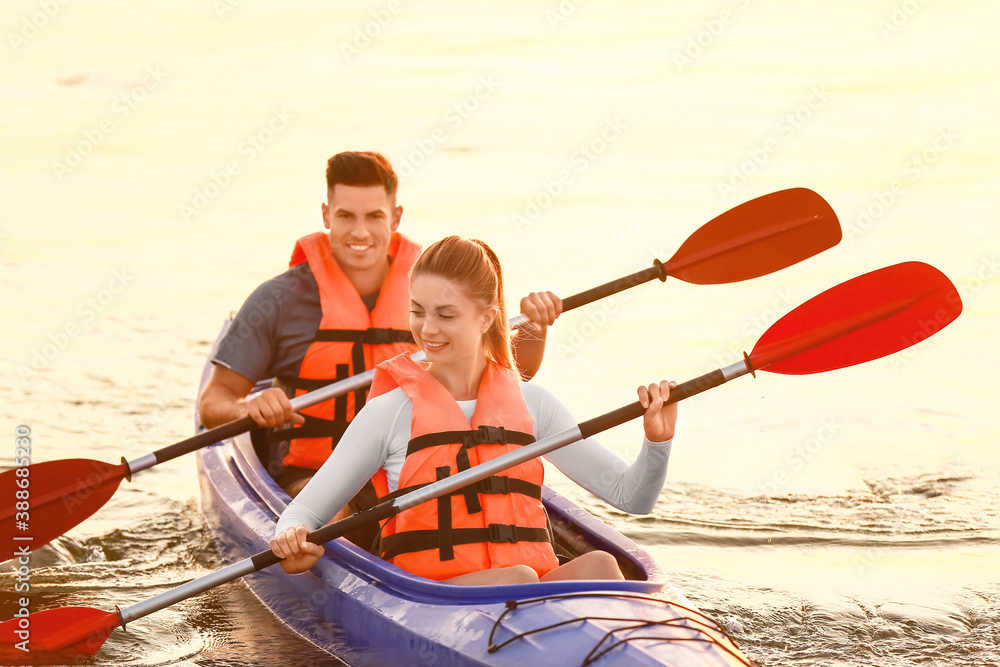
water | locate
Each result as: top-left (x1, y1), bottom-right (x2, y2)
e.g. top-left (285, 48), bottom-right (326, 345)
top-left (2, 0), bottom-right (998, 664)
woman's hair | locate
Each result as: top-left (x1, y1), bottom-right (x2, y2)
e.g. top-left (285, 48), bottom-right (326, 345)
top-left (410, 236), bottom-right (516, 372)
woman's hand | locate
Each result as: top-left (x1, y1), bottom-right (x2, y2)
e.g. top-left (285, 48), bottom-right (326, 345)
top-left (638, 380), bottom-right (679, 443)
top-left (269, 524), bottom-right (325, 574)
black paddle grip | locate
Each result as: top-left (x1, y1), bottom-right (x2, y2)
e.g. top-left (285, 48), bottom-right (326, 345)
top-left (154, 415), bottom-right (258, 464)
top-left (562, 262), bottom-right (666, 313)
top-left (251, 502), bottom-right (400, 571)
top-left (577, 368), bottom-right (728, 440)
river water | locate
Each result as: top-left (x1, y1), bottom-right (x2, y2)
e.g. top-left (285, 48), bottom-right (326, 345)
top-left (1, 1), bottom-right (998, 665)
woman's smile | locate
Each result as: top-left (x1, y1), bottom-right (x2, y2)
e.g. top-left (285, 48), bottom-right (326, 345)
top-left (409, 274), bottom-right (493, 367)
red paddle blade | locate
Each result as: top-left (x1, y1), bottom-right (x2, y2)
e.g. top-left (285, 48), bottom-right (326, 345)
top-left (0, 606), bottom-right (119, 655)
top-left (664, 188), bottom-right (841, 284)
top-left (0, 459), bottom-right (127, 560)
top-left (749, 261), bottom-right (962, 375)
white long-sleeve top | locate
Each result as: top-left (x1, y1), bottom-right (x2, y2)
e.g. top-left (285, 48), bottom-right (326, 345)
top-left (274, 382), bottom-right (672, 536)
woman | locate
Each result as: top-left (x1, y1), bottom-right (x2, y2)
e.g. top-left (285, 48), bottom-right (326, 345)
top-left (270, 236), bottom-right (678, 585)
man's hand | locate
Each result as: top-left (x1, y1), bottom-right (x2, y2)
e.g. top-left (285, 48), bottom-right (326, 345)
top-left (199, 364), bottom-right (304, 428)
top-left (244, 387), bottom-right (306, 428)
top-left (512, 291), bottom-right (563, 380)
top-left (518, 291), bottom-right (562, 329)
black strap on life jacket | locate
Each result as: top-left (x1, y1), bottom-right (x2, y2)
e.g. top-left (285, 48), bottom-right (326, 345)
top-left (380, 474), bottom-right (544, 506)
top-left (268, 363), bottom-right (350, 449)
top-left (380, 523), bottom-right (552, 562)
top-left (268, 326), bottom-right (414, 450)
top-left (406, 426), bottom-right (535, 514)
top-left (378, 425), bottom-right (548, 562)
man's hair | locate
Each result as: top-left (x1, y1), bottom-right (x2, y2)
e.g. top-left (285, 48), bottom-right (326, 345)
top-left (325, 151), bottom-right (398, 196)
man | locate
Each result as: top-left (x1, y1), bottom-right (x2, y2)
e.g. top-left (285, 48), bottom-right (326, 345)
top-left (198, 152), bottom-right (560, 514)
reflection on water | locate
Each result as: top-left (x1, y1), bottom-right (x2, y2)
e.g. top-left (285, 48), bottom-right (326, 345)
top-left (668, 559), bottom-right (999, 667)
top-left (2, 472), bottom-right (996, 665)
top-left (0, 494), bottom-right (343, 667)
top-left (547, 473), bottom-right (1000, 666)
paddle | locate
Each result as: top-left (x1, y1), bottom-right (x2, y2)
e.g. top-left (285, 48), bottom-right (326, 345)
top-left (0, 187), bottom-right (841, 559)
top-left (0, 261), bottom-right (961, 655)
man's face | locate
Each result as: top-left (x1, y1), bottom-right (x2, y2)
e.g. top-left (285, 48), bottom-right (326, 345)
top-left (322, 184), bottom-right (402, 279)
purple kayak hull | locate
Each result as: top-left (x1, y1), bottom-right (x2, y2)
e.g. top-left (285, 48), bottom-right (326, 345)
top-left (196, 432), bottom-right (749, 666)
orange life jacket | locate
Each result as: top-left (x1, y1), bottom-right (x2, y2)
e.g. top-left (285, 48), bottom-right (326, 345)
top-left (369, 353), bottom-right (559, 581)
top-left (275, 231), bottom-right (420, 470)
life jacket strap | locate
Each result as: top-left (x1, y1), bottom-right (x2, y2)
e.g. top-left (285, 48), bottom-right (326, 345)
top-left (270, 364), bottom-right (353, 450)
top-left (280, 327), bottom-right (413, 420)
top-left (264, 413), bottom-right (347, 448)
top-left (405, 427), bottom-right (535, 514)
top-left (382, 474), bottom-right (543, 505)
top-left (380, 460), bottom-right (546, 563)
top-left (435, 466), bottom-right (454, 560)
top-left (380, 524), bottom-right (552, 562)
top-left (406, 426), bottom-right (535, 458)
top-left (274, 375), bottom-right (340, 392)
top-left (312, 327), bottom-right (415, 345)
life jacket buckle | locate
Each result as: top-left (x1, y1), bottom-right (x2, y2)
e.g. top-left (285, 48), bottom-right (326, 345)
top-left (478, 475), bottom-right (511, 494)
top-left (476, 425), bottom-right (507, 444)
top-left (488, 523), bottom-right (517, 543)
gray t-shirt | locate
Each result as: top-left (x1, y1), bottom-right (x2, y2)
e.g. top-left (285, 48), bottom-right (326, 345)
top-left (212, 263), bottom-right (378, 383)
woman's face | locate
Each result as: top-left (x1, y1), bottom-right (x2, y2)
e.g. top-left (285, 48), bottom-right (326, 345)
top-left (409, 273), bottom-right (495, 367)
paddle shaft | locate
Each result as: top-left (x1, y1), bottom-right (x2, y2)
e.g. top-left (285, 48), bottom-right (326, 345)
top-left (0, 187), bottom-right (841, 563)
top-left (285, 356), bottom-right (749, 558)
top-left (126, 370), bottom-right (377, 475)
top-left (23, 261), bottom-right (966, 650)
top-left (507, 261), bottom-right (667, 329)
top-left (112, 187), bottom-right (841, 476)
top-left (116, 357), bottom-right (749, 626)
top-left (126, 261), bottom-right (670, 476)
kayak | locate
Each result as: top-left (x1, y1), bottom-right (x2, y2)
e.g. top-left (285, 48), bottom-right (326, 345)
top-left (195, 324), bottom-right (751, 666)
